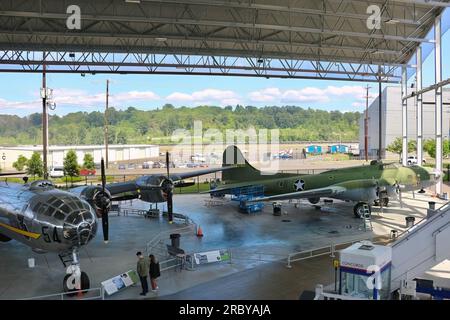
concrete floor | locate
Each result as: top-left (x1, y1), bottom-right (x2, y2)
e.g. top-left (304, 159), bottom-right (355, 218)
top-left (0, 191), bottom-right (448, 300)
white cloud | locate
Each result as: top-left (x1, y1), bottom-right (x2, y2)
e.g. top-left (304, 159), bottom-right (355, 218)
top-left (352, 102), bottom-right (365, 108)
top-left (248, 85), bottom-right (373, 107)
top-left (53, 88), bottom-right (160, 106)
top-left (166, 89), bottom-right (240, 106)
top-left (248, 87), bottom-right (281, 102)
top-left (0, 98), bottom-right (41, 110)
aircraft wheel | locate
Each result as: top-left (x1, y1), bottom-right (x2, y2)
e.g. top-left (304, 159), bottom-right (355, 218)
top-left (308, 197), bottom-right (320, 204)
top-left (63, 272), bottom-right (90, 295)
top-left (353, 203), bottom-right (369, 218)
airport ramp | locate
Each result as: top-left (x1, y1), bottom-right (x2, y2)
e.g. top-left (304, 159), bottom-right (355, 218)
top-left (390, 202), bottom-right (450, 292)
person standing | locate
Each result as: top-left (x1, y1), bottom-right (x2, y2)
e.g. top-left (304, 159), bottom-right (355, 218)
top-left (136, 251), bottom-right (149, 296)
top-left (149, 254), bottom-right (161, 292)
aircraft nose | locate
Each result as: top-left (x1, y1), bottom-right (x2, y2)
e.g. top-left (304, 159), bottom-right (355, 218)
top-left (62, 199), bottom-right (98, 246)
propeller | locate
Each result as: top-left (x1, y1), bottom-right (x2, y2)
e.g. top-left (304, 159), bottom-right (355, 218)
top-left (95, 158), bottom-right (112, 243)
top-left (165, 151), bottom-right (174, 224)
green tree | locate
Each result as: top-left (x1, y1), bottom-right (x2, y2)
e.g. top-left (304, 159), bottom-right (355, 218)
top-left (83, 153), bottom-right (95, 170)
top-left (386, 137), bottom-right (403, 160)
top-left (423, 139), bottom-right (450, 159)
top-left (64, 150), bottom-right (79, 182)
top-left (27, 152), bottom-right (43, 178)
top-left (13, 154), bottom-right (28, 171)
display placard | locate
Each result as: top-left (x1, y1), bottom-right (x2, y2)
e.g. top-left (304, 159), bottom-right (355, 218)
top-left (101, 270), bottom-right (139, 296)
top-left (193, 249), bottom-right (230, 265)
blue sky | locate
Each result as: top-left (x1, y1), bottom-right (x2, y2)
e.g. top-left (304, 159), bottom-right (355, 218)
top-left (0, 14), bottom-right (449, 117)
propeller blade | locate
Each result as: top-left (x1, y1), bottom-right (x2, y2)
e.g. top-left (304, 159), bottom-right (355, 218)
top-left (100, 158), bottom-right (109, 243)
top-left (167, 190), bottom-right (173, 223)
top-left (101, 158), bottom-right (106, 191)
top-left (102, 212), bottom-right (109, 243)
top-left (165, 151), bottom-right (174, 223)
top-left (166, 151), bottom-right (170, 178)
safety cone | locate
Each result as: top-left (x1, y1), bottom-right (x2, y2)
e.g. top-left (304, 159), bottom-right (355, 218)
top-left (196, 225), bottom-right (204, 237)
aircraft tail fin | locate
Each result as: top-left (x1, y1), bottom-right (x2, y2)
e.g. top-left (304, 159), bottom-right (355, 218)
top-left (221, 145), bottom-right (261, 182)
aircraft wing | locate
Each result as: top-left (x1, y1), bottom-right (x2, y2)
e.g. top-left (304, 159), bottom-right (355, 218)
top-left (200, 181), bottom-right (257, 194)
top-left (246, 186), bottom-right (347, 203)
top-left (71, 166), bottom-right (234, 199)
top-left (169, 166), bottom-right (234, 181)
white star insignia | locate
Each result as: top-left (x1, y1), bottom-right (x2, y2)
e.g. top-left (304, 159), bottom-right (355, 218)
top-left (294, 179), bottom-right (305, 191)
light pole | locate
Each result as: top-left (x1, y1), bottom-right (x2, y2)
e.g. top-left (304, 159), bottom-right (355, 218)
top-left (104, 79), bottom-right (110, 169)
top-left (364, 85), bottom-right (372, 162)
top-left (40, 52), bottom-right (56, 179)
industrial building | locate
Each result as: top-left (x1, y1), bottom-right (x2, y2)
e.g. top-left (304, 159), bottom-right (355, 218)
top-left (0, 0), bottom-right (449, 305)
top-left (0, 144), bottom-right (159, 170)
top-left (359, 86), bottom-right (450, 158)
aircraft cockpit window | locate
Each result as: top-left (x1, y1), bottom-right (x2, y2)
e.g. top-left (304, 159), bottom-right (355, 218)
top-left (50, 198), bottom-right (64, 209)
top-left (32, 203), bottom-right (41, 213)
top-left (54, 211), bottom-right (66, 220)
top-left (82, 212), bottom-right (93, 222)
top-left (66, 212), bottom-right (83, 225)
top-left (60, 204), bottom-right (70, 214)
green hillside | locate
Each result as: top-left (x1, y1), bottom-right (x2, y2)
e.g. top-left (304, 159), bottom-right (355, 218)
top-left (0, 105), bottom-right (360, 145)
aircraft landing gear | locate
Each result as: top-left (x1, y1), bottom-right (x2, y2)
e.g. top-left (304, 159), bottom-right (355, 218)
top-left (353, 202), bottom-right (371, 218)
top-left (374, 198), bottom-right (389, 207)
top-left (62, 249), bottom-right (90, 294)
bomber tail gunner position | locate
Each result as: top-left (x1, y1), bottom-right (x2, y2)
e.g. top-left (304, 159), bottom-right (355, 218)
top-left (210, 146), bottom-right (440, 218)
top-left (0, 154), bottom-right (230, 293)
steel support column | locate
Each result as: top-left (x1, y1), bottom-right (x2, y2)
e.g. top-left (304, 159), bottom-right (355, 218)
top-left (416, 46), bottom-right (423, 165)
top-left (401, 65), bottom-right (408, 166)
top-left (435, 15), bottom-right (443, 195)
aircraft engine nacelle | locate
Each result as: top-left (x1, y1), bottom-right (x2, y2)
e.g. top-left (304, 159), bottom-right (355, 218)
top-left (139, 189), bottom-right (167, 203)
top-left (136, 176), bottom-right (173, 203)
top-left (80, 186), bottom-right (112, 218)
top-left (337, 187), bottom-right (378, 203)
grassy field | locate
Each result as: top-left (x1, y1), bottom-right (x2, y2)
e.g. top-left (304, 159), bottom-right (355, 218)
top-left (173, 182), bottom-right (211, 194)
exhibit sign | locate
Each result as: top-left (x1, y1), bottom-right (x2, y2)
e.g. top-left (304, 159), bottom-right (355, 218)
top-left (101, 270), bottom-right (139, 296)
top-left (193, 249), bottom-right (231, 265)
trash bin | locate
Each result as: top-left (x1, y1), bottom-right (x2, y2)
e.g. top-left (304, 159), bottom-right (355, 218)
top-left (273, 203), bottom-right (282, 216)
top-left (170, 233), bottom-right (181, 248)
top-left (405, 216), bottom-right (415, 228)
top-left (28, 258), bottom-right (35, 268)
top-left (428, 201), bottom-right (436, 210)
top-left (443, 193), bottom-right (449, 201)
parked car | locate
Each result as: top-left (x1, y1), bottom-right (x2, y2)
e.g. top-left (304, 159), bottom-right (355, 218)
top-left (127, 163), bottom-right (136, 169)
top-left (49, 166), bottom-right (64, 178)
top-left (79, 168), bottom-right (96, 176)
top-left (142, 162), bottom-right (150, 169)
top-left (152, 162), bottom-right (162, 169)
top-left (406, 156), bottom-right (426, 166)
top-left (118, 164), bottom-right (126, 170)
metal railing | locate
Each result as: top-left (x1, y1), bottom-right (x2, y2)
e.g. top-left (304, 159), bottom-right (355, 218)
top-left (145, 224), bottom-right (196, 254)
top-left (20, 287), bottom-right (105, 300)
top-left (314, 284), bottom-right (368, 300)
top-left (286, 237), bottom-right (384, 268)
